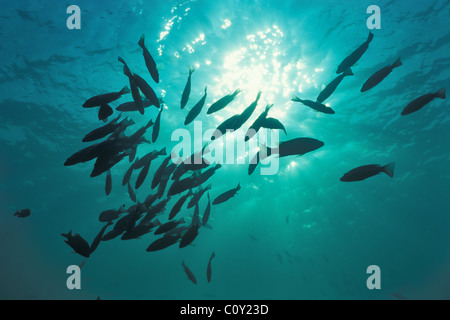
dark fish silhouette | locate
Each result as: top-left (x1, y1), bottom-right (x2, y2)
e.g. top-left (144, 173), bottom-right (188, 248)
top-left (14, 208), bottom-right (31, 218)
top-left (146, 235), bottom-right (180, 252)
top-left (154, 218), bottom-right (185, 235)
top-left (292, 96), bottom-right (335, 114)
top-left (152, 107), bottom-right (163, 143)
top-left (207, 89), bottom-right (241, 114)
top-left (187, 184), bottom-right (211, 209)
top-left (105, 170), bottom-right (112, 195)
top-left (118, 56), bottom-right (144, 115)
top-left (89, 222), bottom-right (113, 254)
top-left (132, 73), bottom-right (160, 108)
top-left (135, 160), bottom-right (150, 189)
top-left (181, 67), bottom-right (195, 109)
top-left (116, 99), bottom-right (156, 112)
top-left (122, 161), bottom-right (135, 186)
top-left (260, 117), bottom-right (286, 135)
top-left (361, 58), bottom-right (402, 92)
top-left (62, 231), bottom-right (91, 258)
top-left (181, 260), bottom-right (197, 284)
top-left (169, 190), bottom-right (193, 220)
top-left (90, 150), bottom-right (129, 178)
top-left (401, 88), bottom-right (446, 116)
top-left (336, 31), bottom-right (374, 74)
top-left (340, 163), bottom-right (395, 182)
top-left (245, 104), bottom-right (272, 141)
top-left (82, 116), bottom-right (134, 143)
top-left (98, 104), bottom-right (113, 122)
top-left (206, 251), bottom-right (215, 283)
top-left (128, 182), bottom-right (137, 202)
top-left (152, 154), bottom-right (171, 189)
top-left (121, 219), bottom-right (160, 240)
top-left (213, 183), bottom-right (240, 205)
top-left (138, 33), bottom-right (159, 83)
top-left (185, 87), bottom-right (207, 125)
top-left (83, 86), bottom-right (130, 108)
top-left (179, 223), bottom-right (199, 248)
top-left (317, 67), bottom-right (353, 103)
top-left (99, 206), bottom-right (126, 222)
top-left (201, 193), bottom-right (211, 226)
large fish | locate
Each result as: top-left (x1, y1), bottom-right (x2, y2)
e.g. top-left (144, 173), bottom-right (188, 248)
top-left (336, 31), bottom-right (374, 74)
top-left (213, 183), bottom-right (240, 205)
top-left (317, 67), bottom-right (353, 103)
top-left (206, 251), bottom-right (216, 283)
top-left (361, 58), bottom-right (402, 92)
top-left (138, 33), bottom-right (159, 83)
top-left (181, 261), bottom-right (197, 284)
top-left (181, 67), bottom-right (194, 109)
top-left (207, 89), bottom-right (241, 114)
top-left (118, 56), bottom-right (144, 115)
top-left (184, 87), bottom-right (207, 125)
top-left (340, 163), bottom-right (395, 182)
top-left (292, 96), bottom-right (335, 114)
top-left (83, 86), bottom-right (130, 108)
top-left (401, 88), bottom-right (446, 116)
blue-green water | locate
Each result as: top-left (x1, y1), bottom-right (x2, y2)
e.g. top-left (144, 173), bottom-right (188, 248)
top-left (0, 0), bottom-right (449, 300)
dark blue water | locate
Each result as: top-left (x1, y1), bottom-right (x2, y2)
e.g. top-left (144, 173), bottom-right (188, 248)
top-left (0, 0), bottom-right (449, 300)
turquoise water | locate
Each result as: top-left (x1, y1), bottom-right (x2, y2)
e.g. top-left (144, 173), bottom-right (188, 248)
top-left (0, 0), bottom-right (449, 300)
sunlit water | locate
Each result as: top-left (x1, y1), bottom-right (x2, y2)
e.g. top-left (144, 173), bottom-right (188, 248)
top-left (0, 0), bottom-right (449, 299)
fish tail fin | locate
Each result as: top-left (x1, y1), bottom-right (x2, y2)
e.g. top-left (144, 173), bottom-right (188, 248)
top-left (120, 85), bottom-right (130, 95)
top-left (343, 67), bottom-right (354, 76)
top-left (291, 95), bottom-right (301, 102)
top-left (266, 104), bottom-right (273, 113)
top-left (61, 230), bottom-right (72, 239)
top-left (233, 88), bottom-right (241, 96)
top-left (255, 91), bottom-right (262, 102)
top-left (435, 88), bottom-right (446, 99)
top-left (189, 66), bottom-right (195, 75)
top-left (211, 251), bottom-right (216, 259)
top-left (382, 162), bottom-right (395, 178)
top-left (367, 31), bottom-right (374, 43)
top-left (259, 143), bottom-right (272, 160)
top-left (138, 33), bottom-right (145, 48)
top-left (236, 183), bottom-right (241, 191)
top-left (392, 57), bottom-right (402, 69)
top-left (159, 147), bottom-right (167, 155)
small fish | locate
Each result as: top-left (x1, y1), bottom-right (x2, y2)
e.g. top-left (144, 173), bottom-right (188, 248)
top-left (105, 170), bottom-right (112, 195)
top-left (89, 222), bottom-right (113, 254)
top-left (146, 235), bottom-right (180, 252)
top-left (317, 67), bottom-right (353, 103)
top-left (132, 73), bottom-right (160, 108)
top-left (128, 182), bottom-right (137, 202)
top-left (201, 193), bottom-right (211, 226)
top-left (83, 116), bottom-right (134, 143)
top-left (90, 150), bottom-right (129, 178)
top-left (192, 203), bottom-right (201, 228)
top-left (207, 89), bottom-right (241, 114)
top-left (181, 260), bottom-right (197, 284)
top-left (181, 67), bottom-right (195, 109)
top-left (336, 31), bottom-right (374, 74)
top-left (260, 117), bottom-right (287, 135)
top-left (340, 163), bottom-right (395, 182)
top-left (361, 58), bottom-right (402, 92)
top-left (154, 218), bottom-right (185, 235)
top-left (138, 33), bottom-right (159, 83)
top-left (122, 161), bottom-right (135, 186)
top-left (13, 208), bottom-right (31, 218)
top-left (135, 160), bottom-right (150, 189)
top-left (116, 99), bottom-right (156, 112)
top-left (213, 183), bottom-right (240, 205)
top-left (187, 184), bottom-right (211, 209)
top-left (184, 86), bottom-right (207, 125)
top-left (98, 206), bottom-right (126, 222)
top-left (118, 56), bottom-right (144, 115)
top-left (98, 104), bottom-right (113, 122)
top-left (179, 224), bottom-right (199, 248)
top-left (245, 104), bottom-right (273, 141)
top-left (152, 107), bottom-right (163, 143)
top-left (61, 231), bottom-right (91, 258)
top-left (261, 137), bottom-right (324, 159)
top-left (291, 96), bottom-right (335, 114)
top-left (83, 86), bottom-right (130, 108)
top-left (152, 155), bottom-right (171, 189)
top-left (169, 190), bottom-right (193, 220)
top-left (206, 251), bottom-right (216, 283)
top-left (401, 88), bottom-right (446, 116)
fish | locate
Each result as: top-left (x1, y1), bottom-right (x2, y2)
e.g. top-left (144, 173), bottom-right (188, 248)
top-left (146, 235), bottom-right (180, 252)
top-left (201, 193), bottom-right (211, 226)
top-left (316, 67), bottom-right (353, 103)
top-left (105, 170), bottom-right (112, 195)
top-left (116, 99), bottom-right (156, 112)
top-left (89, 222), bottom-right (113, 254)
top-left (135, 160), bottom-right (150, 189)
top-left (82, 116), bottom-right (134, 143)
top-left (361, 58), bottom-right (402, 92)
top-left (122, 161), bottom-right (135, 186)
top-left (184, 86), bottom-right (207, 125)
top-left (152, 155), bottom-right (172, 189)
top-left (141, 197), bottom-right (171, 222)
top-left (61, 231), bottom-right (91, 258)
top-left (212, 91), bottom-right (261, 140)
top-left (213, 183), bottom-right (240, 205)
top-left (98, 206), bottom-right (126, 222)
top-left (82, 86), bottom-right (130, 108)
top-left (132, 73), bottom-right (160, 108)
top-left (340, 163), bottom-right (395, 182)
top-left (245, 104), bottom-right (273, 141)
top-left (90, 150), bottom-right (129, 178)
top-left (260, 117), bottom-right (287, 135)
top-left (118, 56), bottom-right (144, 115)
top-left (206, 251), bottom-right (215, 283)
top-left (13, 208), bottom-right (31, 218)
top-left (154, 218), bottom-right (185, 235)
top-left (181, 260), bottom-right (197, 284)
top-left (181, 67), bottom-right (195, 109)
top-left (207, 89), bottom-right (241, 114)
top-left (152, 107), bottom-right (163, 143)
top-left (128, 182), bottom-right (137, 202)
top-left (192, 203), bottom-right (201, 228)
top-left (187, 184), bottom-right (211, 209)
top-left (169, 190), bottom-right (193, 220)
top-left (291, 96), bottom-right (335, 114)
top-left (138, 33), bottom-right (159, 83)
top-left (261, 137), bottom-right (324, 159)
top-left (121, 219), bottom-right (160, 240)
top-left (336, 31), bottom-right (374, 74)
top-left (179, 224), bottom-right (199, 248)
top-left (401, 88), bottom-right (446, 116)
top-left (98, 104), bottom-right (113, 122)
